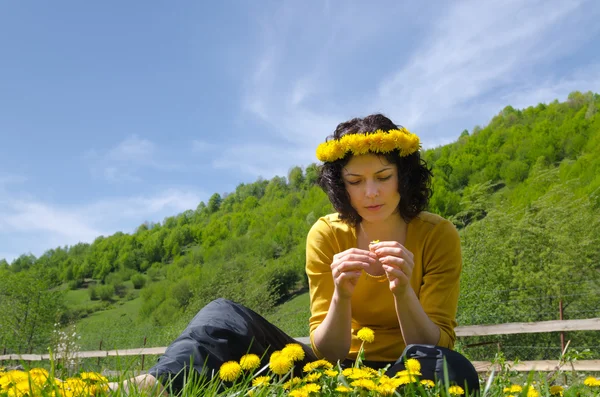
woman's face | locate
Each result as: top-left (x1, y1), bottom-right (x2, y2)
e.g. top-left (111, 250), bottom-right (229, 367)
top-left (342, 154), bottom-right (400, 224)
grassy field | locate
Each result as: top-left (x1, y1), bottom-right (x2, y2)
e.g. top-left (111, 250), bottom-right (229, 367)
top-left (265, 291), bottom-right (311, 338)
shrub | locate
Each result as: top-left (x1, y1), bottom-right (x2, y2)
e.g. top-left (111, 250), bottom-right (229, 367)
top-left (131, 273), bottom-right (147, 289)
top-left (96, 284), bottom-right (115, 302)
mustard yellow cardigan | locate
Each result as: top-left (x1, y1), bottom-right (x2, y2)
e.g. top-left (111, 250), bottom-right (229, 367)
top-left (306, 212), bottom-right (462, 362)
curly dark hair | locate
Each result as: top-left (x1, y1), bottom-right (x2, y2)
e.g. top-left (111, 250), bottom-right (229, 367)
top-left (317, 114), bottom-right (433, 227)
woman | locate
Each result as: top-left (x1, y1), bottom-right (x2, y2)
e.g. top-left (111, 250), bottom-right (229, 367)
top-left (308, 113), bottom-right (478, 392)
top-left (119, 113), bottom-right (478, 395)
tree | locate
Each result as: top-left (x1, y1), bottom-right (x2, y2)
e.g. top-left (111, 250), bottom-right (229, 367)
top-left (207, 193), bottom-right (222, 213)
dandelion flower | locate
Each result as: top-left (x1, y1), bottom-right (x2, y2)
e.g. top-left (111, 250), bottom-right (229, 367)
top-left (282, 377), bottom-right (302, 390)
top-left (527, 386), bottom-right (540, 397)
top-left (324, 369), bottom-right (339, 377)
top-left (251, 376), bottom-right (271, 387)
top-left (357, 327), bottom-right (375, 343)
top-left (504, 384), bottom-right (523, 393)
top-left (303, 383), bottom-right (321, 393)
top-left (80, 372), bottom-right (108, 383)
top-left (335, 385), bottom-right (352, 393)
top-left (282, 343), bottom-right (305, 362)
top-left (343, 368), bottom-right (374, 379)
top-left (269, 350), bottom-right (294, 375)
top-left (376, 383), bottom-right (397, 396)
top-left (421, 379), bottom-right (435, 388)
top-left (305, 372), bottom-right (322, 382)
top-left (448, 385), bottom-right (465, 395)
top-left (303, 359), bottom-right (333, 372)
top-left (219, 361), bottom-right (242, 382)
top-left (405, 358), bottom-right (421, 373)
top-left (239, 354), bottom-right (261, 371)
top-left (550, 385), bottom-right (564, 396)
top-left (351, 378), bottom-right (377, 390)
top-left (288, 389), bottom-right (308, 397)
top-left (584, 376), bottom-right (600, 387)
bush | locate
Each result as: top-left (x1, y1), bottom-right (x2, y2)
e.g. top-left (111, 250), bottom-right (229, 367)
top-left (131, 273), bottom-right (147, 289)
top-left (68, 279), bottom-right (82, 290)
top-left (89, 287), bottom-right (99, 301)
top-left (96, 284), bottom-right (115, 302)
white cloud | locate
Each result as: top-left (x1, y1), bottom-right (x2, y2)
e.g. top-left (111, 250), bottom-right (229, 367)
top-left (213, 143), bottom-right (312, 179)
top-left (0, 187), bottom-right (206, 258)
top-left (86, 135), bottom-right (184, 183)
top-left (374, 0), bottom-right (598, 145)
top-left (238, 0), bottom-right (600, 161)
top-left (191, 140), bottom-right (217, 153)
top-left (107, 135), bottom-right (156, 163)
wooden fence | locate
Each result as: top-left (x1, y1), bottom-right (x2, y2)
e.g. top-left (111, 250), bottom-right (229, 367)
top-left (2, 318), bottom-right (599, 372)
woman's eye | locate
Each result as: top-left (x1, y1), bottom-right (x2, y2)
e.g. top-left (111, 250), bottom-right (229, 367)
top-left (347, 180), bottom-right (361, 186)
top-left (379, 175), bottom-right (392, 181)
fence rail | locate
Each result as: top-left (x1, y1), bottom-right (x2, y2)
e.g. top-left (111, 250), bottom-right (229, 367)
top-left (2, 318), bottom-right (600, 372)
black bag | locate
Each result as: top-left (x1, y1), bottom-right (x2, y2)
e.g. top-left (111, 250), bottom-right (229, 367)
top-left (385, 344), bottom-right (480, 395)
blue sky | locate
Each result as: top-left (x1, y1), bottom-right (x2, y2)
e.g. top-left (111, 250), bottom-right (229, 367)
top-left (1, 0), bottom-right (599, 263)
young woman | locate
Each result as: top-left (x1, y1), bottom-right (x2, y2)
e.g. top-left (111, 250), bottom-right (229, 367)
top-left (116, 113), bottom-right (478, 395)
top-left (308, 113), bottom-right (478, 392)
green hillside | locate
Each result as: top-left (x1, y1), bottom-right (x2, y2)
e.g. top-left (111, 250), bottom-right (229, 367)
top-left (1, 91), bottom-right (599, 362)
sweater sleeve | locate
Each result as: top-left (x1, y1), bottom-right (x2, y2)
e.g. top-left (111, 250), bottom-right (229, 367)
top-left (305, 217), bottom-right (338, 358)
top-left (420, 219), bottom-right (462, 348)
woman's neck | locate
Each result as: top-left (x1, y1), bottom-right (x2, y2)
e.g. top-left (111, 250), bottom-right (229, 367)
top-left (360, 214), bottom-right (407, 244)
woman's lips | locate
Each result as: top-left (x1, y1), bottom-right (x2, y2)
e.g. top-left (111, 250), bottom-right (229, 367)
top-left (365, 204), bottom-right (383, 211)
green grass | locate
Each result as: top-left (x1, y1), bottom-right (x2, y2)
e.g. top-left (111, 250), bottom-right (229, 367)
top-left (265, 291), bottom-right (310, 338)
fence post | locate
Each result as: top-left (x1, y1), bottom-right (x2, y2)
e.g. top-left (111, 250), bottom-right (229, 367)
top-left (559, 299), bottom-right (565, 353)
top-left (97, 339), bottom-right (103, 367)
top-left (141, 336), bottom-right (147, 371)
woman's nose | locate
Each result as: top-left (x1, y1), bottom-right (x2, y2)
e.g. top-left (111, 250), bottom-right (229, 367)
top-left (365, 181), bottom-right (379, 198)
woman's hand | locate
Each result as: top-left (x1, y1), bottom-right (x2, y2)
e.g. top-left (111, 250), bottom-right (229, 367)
top-left (370, 241), bottom-right (415, 297)
top-left (331, 248), bottom-right (377, 300)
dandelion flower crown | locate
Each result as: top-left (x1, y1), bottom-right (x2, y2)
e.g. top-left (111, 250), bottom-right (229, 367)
top-left (315, 128), bottom-right (421, 162)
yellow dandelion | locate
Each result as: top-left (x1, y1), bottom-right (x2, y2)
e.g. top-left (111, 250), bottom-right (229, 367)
top-left (397, 374), bottom-right (419, 385)
top-left (376, 383), bottom-right (397, 396)
top-left (80, 372), bottom-right (108, 383)
top-left (351, 378), bottom-right (377, 390)
top-left (251, 376), bottom-right (270, 387)
top-left (303, 383), bottom-right (321, 393)
top-left (335, 385), bottom-right (352, 393)
top-left (357, 327), bottom-right (375, 343)
top-left (504, 384), bottom-right (523, 393)
top-left (420, 379), bottom-right (435, 388)
top-left (288, 389), bottom-right (309, 397)
top-left (324, 369), bottom-right (339, 377)
top-left (395, 369), bottom-right (421, 378)
top-left (282, 343), bottom-right (305, 362)
top-left (305, 372), bottom-right (322, 383)
top-left (584, 376), bottom-right (600, 387)
top-left (239, 354), bottom-right (261, 371)
top-left (282, 377), bottom-right (302, 390)
top-left (527, 386), bottom-right (540, 397)
top-left (269, 350), bottom-right (294, 375)
top-left (405, 358), bottom-right (421, 373)
top-left (303, 359), bottom-right (333, 372)
top-left (549, 385), bottom-right (564, 396)
top-left (343, 367), bottom-right (374, 379)
top-left (219, 361), bottom-right (242, 382)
